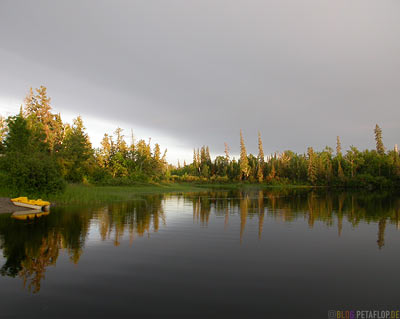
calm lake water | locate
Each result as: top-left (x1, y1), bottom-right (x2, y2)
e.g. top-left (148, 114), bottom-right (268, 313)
top-left (1, 189), bottom-right (400, 319)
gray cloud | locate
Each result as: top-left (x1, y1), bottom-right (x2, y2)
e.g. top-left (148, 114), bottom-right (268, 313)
top-left (0, 0), bottom-right (399, 159)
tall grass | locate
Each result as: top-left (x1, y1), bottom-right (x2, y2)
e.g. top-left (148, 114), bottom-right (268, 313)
top-left (0, 181), bottom-right (312, 206)
top-left (46, 183), bottom-right (208, 205)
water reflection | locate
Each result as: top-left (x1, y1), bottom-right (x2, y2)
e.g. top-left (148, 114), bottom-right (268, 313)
top-left (0, 189), bottom-right (399, 293)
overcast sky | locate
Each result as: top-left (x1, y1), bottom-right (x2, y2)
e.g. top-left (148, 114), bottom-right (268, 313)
top-left (0, 0), bottom-right (399, 163)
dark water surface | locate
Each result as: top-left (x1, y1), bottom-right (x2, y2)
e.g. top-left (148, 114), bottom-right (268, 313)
top-left (1, 189), bottom-right (400, 319)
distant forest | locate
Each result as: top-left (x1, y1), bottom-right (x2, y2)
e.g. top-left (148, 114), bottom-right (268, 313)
top-left (1, 86), bottom-right (399, 195)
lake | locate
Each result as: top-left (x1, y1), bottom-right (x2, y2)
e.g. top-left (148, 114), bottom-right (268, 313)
top-left (1, 188), bottom-right (400, 318)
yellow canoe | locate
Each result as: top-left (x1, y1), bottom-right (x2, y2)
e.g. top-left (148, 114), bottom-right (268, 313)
top-left (11, 197), bottom-right (50, 211)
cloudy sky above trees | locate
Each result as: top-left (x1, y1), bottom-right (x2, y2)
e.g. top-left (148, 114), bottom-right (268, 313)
top-left (0, 0), bottom-right (399, 163)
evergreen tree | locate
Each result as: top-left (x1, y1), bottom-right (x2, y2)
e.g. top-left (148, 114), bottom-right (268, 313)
top-left (374, 124), bottom-right (385, 155)
top-left (99, 134), bottom-right (112, 168)
top-left (205, 146), bottom-right (211, 165)
top-left (129, 130), bottom-right (135, 158)
top-left (114, 127), bottom-right (128, 155)
top-left (239, 130), bottom-right (250, 180)
top-left (336, 136), bottom-right (342, 156)
top-left (257, 132), bottom-right (265, 165)
top-left (257, 132), bottom-right (265, 182)
top-left (193, 148), bottom-right (199, 174)
top-left (24, 86), bottom-right (58, 151)
top-left (60, 116), bottom-right (93, 182)
top-left (224, 142), bottom-right (230, 161)
top-left (307, 147), bottom-right (317, 185)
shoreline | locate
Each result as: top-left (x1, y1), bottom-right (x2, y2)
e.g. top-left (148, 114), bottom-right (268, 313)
top-left (0, 182), bottom-right (397, 207)
top-left (0, 198), bottom-right (33, 214)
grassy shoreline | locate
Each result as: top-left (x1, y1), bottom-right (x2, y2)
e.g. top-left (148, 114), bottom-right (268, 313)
top-left (0, 182), bottom-right (315, 206)
top-left (48, 183), bottom-right (313, 205)
top-left (47, 183), bottom-right (210, 205)
top-left (5, 181), bottom-right (389, 206)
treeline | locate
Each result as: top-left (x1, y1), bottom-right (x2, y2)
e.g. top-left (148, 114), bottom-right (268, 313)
top-left (0, 86), bottom-right (399, 195)
top-left (173, 129), bottom-right (400, 188)
top-left (0, 86), bottom-right (169, 195)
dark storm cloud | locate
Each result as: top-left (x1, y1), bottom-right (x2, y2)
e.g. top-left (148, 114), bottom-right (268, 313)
top-left (0, 0), bottom-right (399, 157)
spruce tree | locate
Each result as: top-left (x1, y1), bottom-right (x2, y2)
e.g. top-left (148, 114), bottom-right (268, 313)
top-left (239, 129), bottom-right (249, 180)
top-left (257, 132), bottom-right (265, 182)
top-left (193, 149), bottom-right (198, 170)
top-left (60, 116), bottom-right (93, 182)
top-left (205, 146), bottom-right (211, 164)
top-left (307, 147), bottom-right (317, 185)
top-left (336, 136), bottom-right (342, 156)
top-left (224, 142), bottom-right (230, 161)
top-left (114, 127), bottom-right (128, 155)
top-left (257, 132), bottom-right (265, 165)
top-left (374, 124), bottom-right (385, 155)
top-left (24, 86), bottom-right (59, 152)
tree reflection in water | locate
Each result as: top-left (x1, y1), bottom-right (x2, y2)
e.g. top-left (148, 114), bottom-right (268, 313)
top-left (0, 189), bottom-right (399, 293)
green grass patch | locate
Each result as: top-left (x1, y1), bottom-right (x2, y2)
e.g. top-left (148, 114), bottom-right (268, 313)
top-left (0, 181), bottom-right (315, 206)
top-left (46, 183), bottom-right (209, 205)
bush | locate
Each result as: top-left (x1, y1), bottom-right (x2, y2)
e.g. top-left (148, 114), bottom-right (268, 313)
top-left (0, 152), bottom-right (65, 196)
top-left (347, 174), bottom-right (392, 190)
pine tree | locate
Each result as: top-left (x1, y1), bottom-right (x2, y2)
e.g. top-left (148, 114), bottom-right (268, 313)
top-left (205, 146), bottom-right (211, 163)
top-left (23, 87), bottom-right (35, 116)
top-left (307, 147), bottom-right (317, 185)
top-left (239, 129), bottom-right (249, 180)
top-left (374, 124), bottom-right (385, 155)
top-left (24, 86), bottom-right (59, 152)
top-left (114, 127), bottom-right (128, 155)
top-left (224, 142), bottom-right (230, 161)
top-left (52, 113), bottom-right (65, 154)
top-left (193, 148), bottom-right (198, 170)
top-left (60, 116), bottom-right (93, 182)
top-left (257, 132), bottom-right (264, 182)
top-left (336, 136), bottom-right (342, 156)
top-left (200, 146), bottom-right (206, 165)
top-left (99, 133), bottom-right (112, 168)
top-left (129, 129), bottom-right (135, 158)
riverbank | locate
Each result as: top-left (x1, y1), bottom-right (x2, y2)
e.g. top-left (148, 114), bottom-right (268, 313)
top-left (0, 198), bottom-right (32, 214)
top-left (46, 183), bottom-right (212, 205)
top-left (0, 182), bottom-right (313, 206)
top-left (48, 182), bottom-right (321, 205)
top-left (0, 182), bottom-right (394, 207)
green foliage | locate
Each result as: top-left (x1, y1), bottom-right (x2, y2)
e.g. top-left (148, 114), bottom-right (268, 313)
top-left (374, 124), bottom-right (385, 155)
top-left (1, 152), bottom-right (65, 196)
top-left (0, 115), bottom-right (65, 196)
top-left (58, 116), bottom-right (93, 183)
top-left (1, 87), bottom-right (398, 193)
